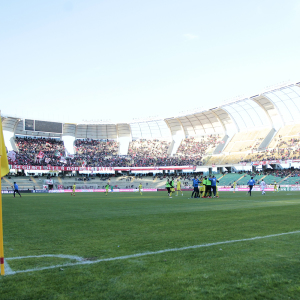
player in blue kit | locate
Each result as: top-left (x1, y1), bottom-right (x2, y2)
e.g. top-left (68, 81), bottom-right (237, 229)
top-left (209, 175), bottom-right (219, 198)
top-left (13, 182), bottom-right (22, 198)
top-left (191, 176), bottom-right (200, 198)
top-left (247, 177), bottom-right (256, 196)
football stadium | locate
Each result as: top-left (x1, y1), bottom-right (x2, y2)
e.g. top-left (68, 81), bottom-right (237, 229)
top-left (2, 82), bottom-right (300, 298)
top-left (2, 1), bottom-right (300, 299)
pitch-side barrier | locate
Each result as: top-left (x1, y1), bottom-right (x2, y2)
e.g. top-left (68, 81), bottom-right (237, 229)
top-left (48, 188), bottom-right (157, 193)
top-left (2, 185), bottom-right (299, 194)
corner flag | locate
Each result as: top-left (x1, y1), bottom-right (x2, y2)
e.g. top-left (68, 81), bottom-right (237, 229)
top-left (0, 113), bottom-right (9, 275)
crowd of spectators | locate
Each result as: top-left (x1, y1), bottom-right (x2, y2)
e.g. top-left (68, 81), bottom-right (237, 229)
top-left (177, 136), bottom-right (221, 157)
top-left (128, 139), bottom-right (170, 166)
top-left (10, 135), bottom-right (231, 168)
top-left (72, 139), bottom-right (128, 167)
top-left (174, 135), bottom-right (221, 165)
top-left (242, 147), bottom-right (300, 163)
top-left (12, 137), bottom-right (66, 166)
top-left (75, 139), bottom-right (118, 156)
top-left (236, 134), bottom-right (300, 164)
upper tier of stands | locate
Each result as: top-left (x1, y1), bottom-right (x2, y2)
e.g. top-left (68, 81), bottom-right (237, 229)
top-left (14, 137), bottom-right (65, 166)
top-left (205, 125), bottom-right (300, 165)
top-left (176, 135), bottom-right (222, 157)
top-left (10, 136), bottom-right (222, 167)
top-left (268, 124), bottom-right (300, 148)
top-left (75, 139), bottom-right (119, 156)
top-left (128, 139), bottom-right (171, 166)
top-left (241, 124), bottom-right (300, 162)
top-left (73, 139), bottom-right (125, 167)
top-left (8, 122), bottom-right (300, 168)
top-left (223, 129), bottom-right (271, 153)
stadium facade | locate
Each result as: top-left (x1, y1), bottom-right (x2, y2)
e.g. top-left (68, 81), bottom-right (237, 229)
top-left (2, 81), bottom-right (300, 173)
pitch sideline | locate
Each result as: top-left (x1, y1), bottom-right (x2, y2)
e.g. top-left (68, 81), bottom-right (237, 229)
top-left (4, 230), bottom-right (300, 276)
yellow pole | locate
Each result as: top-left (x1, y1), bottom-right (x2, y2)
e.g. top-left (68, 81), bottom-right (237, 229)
top-left (0, 158), bottom-right (5, 275)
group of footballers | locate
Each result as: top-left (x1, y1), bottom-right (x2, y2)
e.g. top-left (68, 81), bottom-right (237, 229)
top-left (190, 175), bottom-right (220, 198)
top-left (68, 177), bottom-right (280, 197)
top-left (165, 175), bottom-right (220, 199)
top-left (166, 175), bottom-right (280, 198)
top-left (165, 178), bottom-right (183, 198)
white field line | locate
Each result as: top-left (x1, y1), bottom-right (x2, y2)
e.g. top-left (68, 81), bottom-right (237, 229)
top-left (6, 254), bottom-right (84, 261)
top-left (4, 260), bottom-right (13, 275)
top-left (3, 230), bottom-right (300, 276)
top-left (4, 254), bottom-right (84, 276)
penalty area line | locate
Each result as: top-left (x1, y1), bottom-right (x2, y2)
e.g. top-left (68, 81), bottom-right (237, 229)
top-left (4, 230), bottom-right (300, 276)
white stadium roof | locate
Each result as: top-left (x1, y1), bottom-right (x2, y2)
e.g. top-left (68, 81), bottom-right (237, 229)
top-left (2, 82), bottom-right (300, 139)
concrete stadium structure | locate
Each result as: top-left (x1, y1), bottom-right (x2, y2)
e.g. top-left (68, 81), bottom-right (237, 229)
top-left (2, 81), bottom-right (300, 171)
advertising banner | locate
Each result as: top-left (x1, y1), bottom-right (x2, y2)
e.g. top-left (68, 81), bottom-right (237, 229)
top-left (1, 191), bottom-right (14, 194)
top-left (240, 159), bottom-right (300, 166)
top-left (290, 187), bottom-right (300, 191)
top-left (9, 165), bottom-right (195, 172)
top-left (48, 188), bottom-right (157, 193)
top-left (1, 189), bottom-right (32, 194)
top-left (217, 187), bottom-right (274, 192)
top-left (158, 188), bottom-right (193, 191)
top-left (49, 189), bottom-right (68, 193)
top-left (32, 190), bottom-right (49, 193)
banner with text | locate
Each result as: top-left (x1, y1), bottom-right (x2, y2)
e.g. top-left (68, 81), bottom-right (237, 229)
top-left (48, 188), bottom-right (157, 193)
top-left (9, 165), bottom-right (195, 172)
top-left (240, 159), bottom-right (300, 166)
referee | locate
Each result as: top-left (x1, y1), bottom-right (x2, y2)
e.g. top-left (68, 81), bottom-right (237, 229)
top-left (13, 182), bottom-right (22, 198)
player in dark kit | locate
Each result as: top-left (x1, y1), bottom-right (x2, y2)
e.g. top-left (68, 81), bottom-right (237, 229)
top-left (13, 182), bottom-right (21, 198)
top-left (209, 175), bottom-right (219, 198)
top-left (247, 177), bottom-right (256, 196)
top-left (191, 176), bottom-right (200, 198)
top-left (205, 176), bottom-right (212, 198)
top-left (166, 179), bottom-right (171, 197)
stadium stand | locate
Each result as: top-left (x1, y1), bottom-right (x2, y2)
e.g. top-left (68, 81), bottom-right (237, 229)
top-left (223, 129), bottom-right (271, 153)
top-left (8, 125), bottom-right (300, 168)
top-left (1, 176), bottom-right (41, 191)
top-left (217, 174), bottom-right (241, 186)
top-left (13, 137), bottom-right (65, 166)
top-left (176, 135), bottom-right (222, 158)
top-left (9, 127), bottom-right (300, 168)
top-left (3, 82), bottom-right (300, 183)
top-left (10, 136), bottom-right (224, 167)
top-left (73, 139), bottom-right (125, 167)
top-left (205, 129), bottom-right (273, 165)
top-left (234, 124), bottom-right (300, 163)
top-left (237, 174), bottom-right (265, 185)
top-left (75, 139), bottom-right (119, 156)
top-left (128, 139), bottom-right (171, 167)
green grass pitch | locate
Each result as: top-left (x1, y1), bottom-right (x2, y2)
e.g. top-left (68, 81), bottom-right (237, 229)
top-left (1, 191), bottom-right (300, 299)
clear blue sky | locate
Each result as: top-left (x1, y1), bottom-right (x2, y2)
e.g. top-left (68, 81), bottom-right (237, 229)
top-left (1, 0), bottom-right (300, 124)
